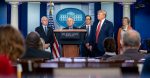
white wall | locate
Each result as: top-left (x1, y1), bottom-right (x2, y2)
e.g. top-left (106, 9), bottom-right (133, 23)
top-left (101, 2), bottom-right (114, 25)
top-left (27, 2), bottom-right (40, 33)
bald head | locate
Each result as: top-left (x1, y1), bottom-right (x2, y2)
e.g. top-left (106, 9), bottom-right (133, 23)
top-left (121, 30), bottom-right (141, 49)
top-left (66, 17), bottom-right (74, 27)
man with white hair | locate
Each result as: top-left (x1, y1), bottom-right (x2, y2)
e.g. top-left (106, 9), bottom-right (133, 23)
top-left (107, 30), bottom-right (144, 61)
top-left (88, 10), bottom-right (114, 57)
top-left (35, 16), bottom-right (54, 51)
top-left (64, 17), bottom-right (77, 29)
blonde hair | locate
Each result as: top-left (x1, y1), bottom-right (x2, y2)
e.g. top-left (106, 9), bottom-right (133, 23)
top-left (40, 38), bottom-right (45, 50)
top-left (98, 9), bottom-right (107, 17)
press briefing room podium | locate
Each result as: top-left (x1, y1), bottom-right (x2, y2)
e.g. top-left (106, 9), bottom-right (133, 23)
top-left (54, 29), bottom-right (86, 57)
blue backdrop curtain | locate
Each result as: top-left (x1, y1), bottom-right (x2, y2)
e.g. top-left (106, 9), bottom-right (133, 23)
top-left (134, 0), bottom-right (150, 50)
top-left (131, 4), bottom-right (135, 29)
top-left (94, 2), bottom-right (101, 23)
top-left (0, 0), bottom-right (8, 25)
top-left (40, 2), bottom-right (47, 26)
top-left (113, 2), bottom-right (123, 51)
top-left (7, 3), bottom-right (11, 24)
top-left (19, 2), bottom-right (28, 38)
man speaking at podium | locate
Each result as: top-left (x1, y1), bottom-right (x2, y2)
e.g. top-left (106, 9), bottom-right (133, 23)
top-left (88, 10), bottom-right (114, 57)
top-left (64, 17), bottom-right (77, 29)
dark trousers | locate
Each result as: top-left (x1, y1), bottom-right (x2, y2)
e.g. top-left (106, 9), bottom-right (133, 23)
top-left (92, 43), bottom-right (105, 57)
top-left (80, 43), bottom-right (93, 57)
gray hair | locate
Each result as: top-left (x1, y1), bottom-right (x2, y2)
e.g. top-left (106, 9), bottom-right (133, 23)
top-left (121, 30), bottom-right (141, 47)
top-left (41, 16), bottom-right (48, 21)
top-left (67, 17), bottom-right (74, 21)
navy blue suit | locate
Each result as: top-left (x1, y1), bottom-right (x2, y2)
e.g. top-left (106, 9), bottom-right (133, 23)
top-left (80, 25), bottom-right (91, 43)
top-left (35, 26), bottom-right (54, 48)
top-left (89, 19), bottom-right (114, 57)
top-left (80, 25), bottom-right (92, 57)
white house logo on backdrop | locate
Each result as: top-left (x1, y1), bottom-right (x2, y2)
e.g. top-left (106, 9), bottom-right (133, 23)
top-left (56, 8), bottom-right (85, 27)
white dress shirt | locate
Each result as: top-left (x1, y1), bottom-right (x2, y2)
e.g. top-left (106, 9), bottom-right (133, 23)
top-left (86, 25), bottom-right (91, 35)
top-left (96, 18), bottom-right (105, 30)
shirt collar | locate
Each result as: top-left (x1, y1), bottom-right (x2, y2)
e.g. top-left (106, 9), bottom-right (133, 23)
top-left (101, 18), bottom-right (105, 22)
top-left (42, 25), bottom-right (47, 28)
top-left (98, 18), bottom-right (105, 26)
top-left (86, 25), bottom-right (91, 28)
top-left (122, 25), bottom-right (128, 31)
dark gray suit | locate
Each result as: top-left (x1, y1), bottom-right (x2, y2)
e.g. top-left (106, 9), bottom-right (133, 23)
top-left (80, 25), bottom-right (92, 57)
top-left (35, 26), bottom-right (54, 48)
top-left (107, 49), bottom-right (144, 61)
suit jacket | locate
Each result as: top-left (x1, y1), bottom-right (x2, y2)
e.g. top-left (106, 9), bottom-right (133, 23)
top-left (117, 26), bottom-right (132, 54)
top-left (22, 48), bottom-right (52, 59)
top-left (107, 49), bottom-right (144, 61)
top-left (80, 25), bottom-right (92, 43)
top-left (35, 26), bottom-right (54, 47)
top-left (89, 19), bottom-right (114, 56)
top-left (80, 25), bottom-right (92, 57)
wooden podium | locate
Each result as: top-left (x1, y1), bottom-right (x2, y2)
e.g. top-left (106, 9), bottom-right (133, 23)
top-left (54, 29), bottom-right (86, 57)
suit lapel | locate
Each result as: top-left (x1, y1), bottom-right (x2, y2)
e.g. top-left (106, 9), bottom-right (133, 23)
top-left (100, 20), bottom-right (107, 31)
top-left (40, 26), bottom-right (47, 36)
top-left (98, 20), bottom-right (107, 37)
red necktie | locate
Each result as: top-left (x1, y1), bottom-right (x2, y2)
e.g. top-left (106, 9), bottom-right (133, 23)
top-left (96, 21), bottom-right (101, 43)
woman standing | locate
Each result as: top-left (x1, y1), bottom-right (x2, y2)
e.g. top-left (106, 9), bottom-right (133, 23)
top-left (117, 17), bottom-right (132, 54)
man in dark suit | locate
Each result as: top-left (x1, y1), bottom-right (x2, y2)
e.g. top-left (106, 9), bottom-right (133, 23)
top-left (88, 10), bottom-right (114, 57)
top-left (80, 15), bottom-right (92, 57)
top-left (35, 16), bottom-right (54, 50)
top-left (64, 17), bottom-right (77, 29)
top-left (107, 30), bottom-right (144, 61)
